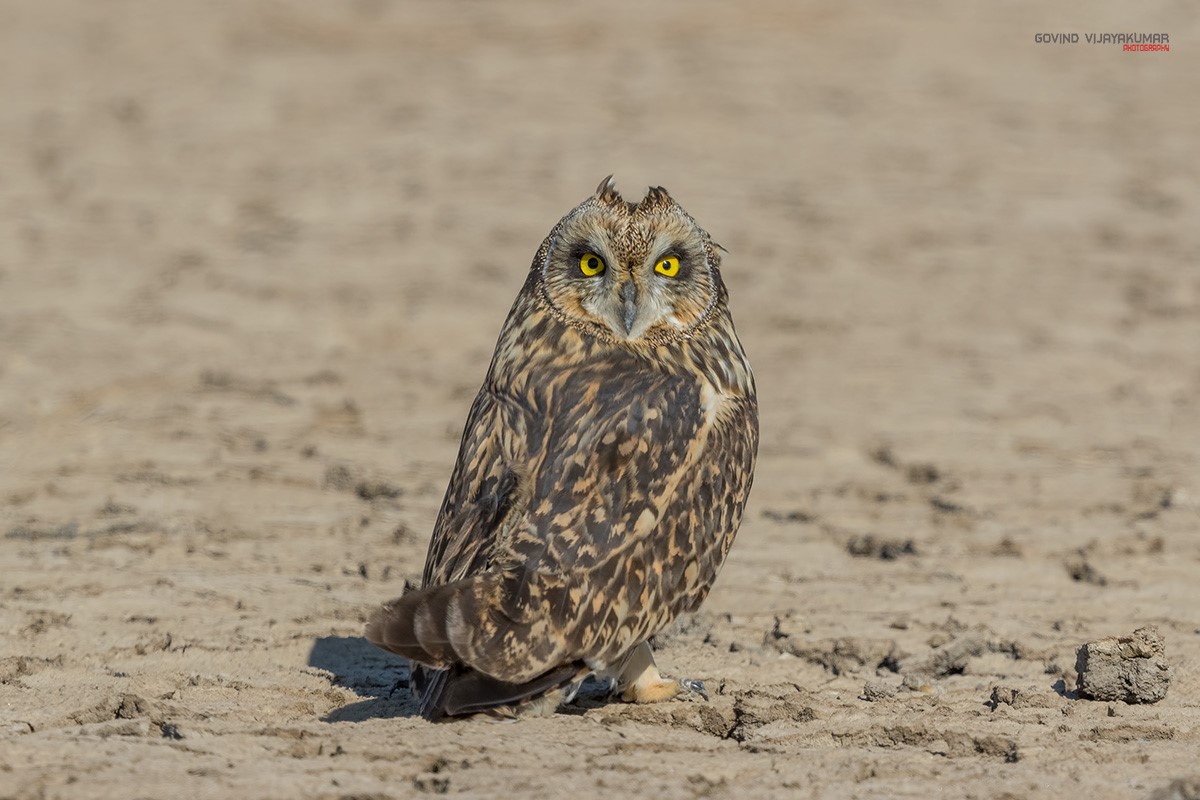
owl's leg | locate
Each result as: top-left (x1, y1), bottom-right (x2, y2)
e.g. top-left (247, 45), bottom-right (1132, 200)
top-left (615, 641), bottom-right (708, 703)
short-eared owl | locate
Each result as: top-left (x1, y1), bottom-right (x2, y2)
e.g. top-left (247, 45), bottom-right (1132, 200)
top-left (366, 177), bottom-right (758, 720)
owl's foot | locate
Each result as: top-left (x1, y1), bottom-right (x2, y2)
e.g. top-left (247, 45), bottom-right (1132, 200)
top-left (621, 671), bottom-right (708, 703)
top-left (615, 641), bottom-right (708, 703)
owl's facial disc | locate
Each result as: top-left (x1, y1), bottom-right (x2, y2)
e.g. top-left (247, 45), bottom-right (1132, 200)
top-left (539, 185), bottom-right (719, 344)
top-left (567, 245), bottom-right (708, 342)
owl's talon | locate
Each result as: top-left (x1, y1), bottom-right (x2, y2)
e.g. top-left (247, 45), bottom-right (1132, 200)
top-left (679, 678), bottom-right (709, 701)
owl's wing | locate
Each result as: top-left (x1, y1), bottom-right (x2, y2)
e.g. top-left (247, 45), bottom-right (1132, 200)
top-left (366, 361), bottom-right (757, 710)
top-left (499, 366), bottom-right (758, 670)
top-left (419, 388), bottom-right (528, 588)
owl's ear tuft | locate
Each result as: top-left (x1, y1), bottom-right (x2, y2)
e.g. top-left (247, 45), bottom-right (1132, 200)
top-left (594, 175), bottom-right (623, 205)
top-left (640, 185), bottom-right (674, 211)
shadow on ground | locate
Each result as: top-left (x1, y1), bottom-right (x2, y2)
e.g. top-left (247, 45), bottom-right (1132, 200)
top-left (308, 635), bottom-right (420, 721)
top-left (308, 636), bottom-right (624, 721)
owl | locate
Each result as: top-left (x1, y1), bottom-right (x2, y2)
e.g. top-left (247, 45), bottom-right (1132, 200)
top-left (366, 177), bottom-right (758, 720)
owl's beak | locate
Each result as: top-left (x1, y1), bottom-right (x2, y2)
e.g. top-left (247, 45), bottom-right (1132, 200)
top-left (620, 281), bottom-right (638, 335)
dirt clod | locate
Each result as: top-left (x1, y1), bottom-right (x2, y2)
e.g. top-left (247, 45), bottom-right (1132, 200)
top-left (1065, 552), bottom-right (1108, 586)
top-left (773, 635), bottom-right (902, 676)
top-left (354, 480), bottom-right (403, 501)
top-left (862, 681), bottom-right (898, 701)
top-left (989, 685), bottom-right (1018, 709)
top-left (727, 688), bottom-right (817, 741)
top-left (900, 632), bottom-right (1021, 678)
top-left (846, 535), bottom-right (917, 560)
top-left (1075, 626), bottom-right (1170, 704)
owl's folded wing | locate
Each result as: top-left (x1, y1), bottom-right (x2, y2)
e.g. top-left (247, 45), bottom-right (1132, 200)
top-left (367, 366), bottom-right (757, 687)
top-left (483, 372), bottom-right (758, 678)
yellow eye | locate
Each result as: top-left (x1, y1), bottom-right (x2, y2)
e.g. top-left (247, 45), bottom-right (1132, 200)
top-left (579, 253), bottom-right (606, 277)
top-left (655, 255), bottom-right (680, 277)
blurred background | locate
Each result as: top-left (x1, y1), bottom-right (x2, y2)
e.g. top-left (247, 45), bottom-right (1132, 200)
top-left (1, 2), bottom-right (1197, 797)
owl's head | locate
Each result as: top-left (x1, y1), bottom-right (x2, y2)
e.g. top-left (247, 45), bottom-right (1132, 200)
top-left (533, 177), bottom-right (723, 345)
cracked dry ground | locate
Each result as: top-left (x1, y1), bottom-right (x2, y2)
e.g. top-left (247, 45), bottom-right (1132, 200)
top-left (2, 1), bottom-right (1198, 798)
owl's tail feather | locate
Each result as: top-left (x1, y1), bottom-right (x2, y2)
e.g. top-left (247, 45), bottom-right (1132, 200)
top-left (364, 577), bottom-right (488, 667)
top-left (415, 661), bottom-right (586, 720)
top-left (365, 577), bottom-right (585, 720)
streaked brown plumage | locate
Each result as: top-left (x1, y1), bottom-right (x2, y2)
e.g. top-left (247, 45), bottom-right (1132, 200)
top-left (366, 178), bottom-right (758, 720)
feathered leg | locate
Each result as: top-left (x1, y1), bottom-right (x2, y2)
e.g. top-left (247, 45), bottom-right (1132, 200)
top-left (615, 641), bottom-right (708, 703)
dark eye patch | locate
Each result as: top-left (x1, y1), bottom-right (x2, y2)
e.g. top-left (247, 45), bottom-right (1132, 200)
top-left (568, 243), bottom-right (608, 279)
top-left (653, 248), bottom-right (695, 280)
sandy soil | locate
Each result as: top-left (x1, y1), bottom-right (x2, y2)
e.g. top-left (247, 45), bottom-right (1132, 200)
top-left (2, 2), bottom-right (1198, 798)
